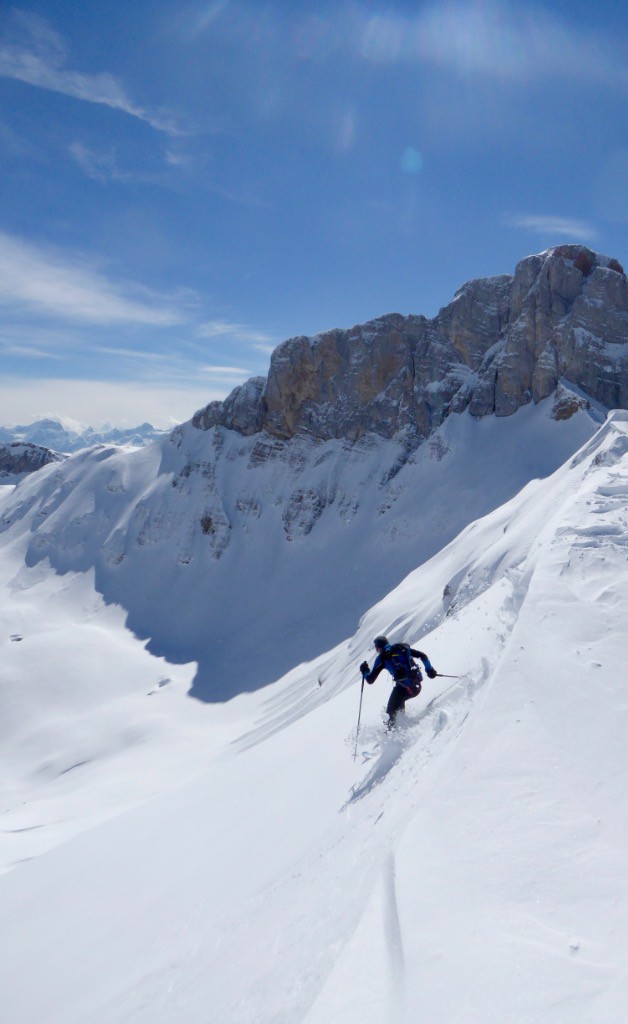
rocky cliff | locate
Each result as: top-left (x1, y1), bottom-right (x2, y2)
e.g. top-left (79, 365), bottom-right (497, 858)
top-left (0, 442), bottom-right (62, 481)
top-left (193, 245), bottom-right (627, 443)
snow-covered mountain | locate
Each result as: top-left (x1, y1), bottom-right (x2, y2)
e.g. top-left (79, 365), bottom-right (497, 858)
top-left (0, 409), bottom-right (626, 1024)
top-left (0, 396), bottom-right (603, 700)
top-left (0, 246), bottom-right (625, 699)
top-left (0, 441), bottom-right (62, 481)
top-left (0, 417), bottom-right (164, 454)
top-left (0, 420), bottom-right (165, 484)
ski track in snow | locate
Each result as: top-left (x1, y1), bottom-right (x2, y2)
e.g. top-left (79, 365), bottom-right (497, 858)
top-left (195, 678), bottom-right (489, 1024)
top-left (344, 678), bottom-right (474, 807)
top-left (97, 675), bottom-right (488, 1024)
top-left (384, 850), bottom-right (406, 1023)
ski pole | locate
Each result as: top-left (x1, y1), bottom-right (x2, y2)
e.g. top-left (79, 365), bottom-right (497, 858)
top-left (435, 673), bottom-right (460, 679)
top-left (353, 673), bottom-right (366, 761)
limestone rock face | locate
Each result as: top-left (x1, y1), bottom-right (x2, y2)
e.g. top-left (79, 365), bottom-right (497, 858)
top-left (192, 377), bottom-right (266, 435)
top-left (262, 316), bottom-right (428, 441)
top-left (193, 246), bottom-right (628, 443)
top-left (475, 246), bottom-right (628, 418)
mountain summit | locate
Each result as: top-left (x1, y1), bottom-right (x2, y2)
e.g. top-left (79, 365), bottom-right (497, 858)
top-left (194, 245), bottom-right (626, 443)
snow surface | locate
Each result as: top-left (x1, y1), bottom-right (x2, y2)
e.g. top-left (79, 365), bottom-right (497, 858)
top-left (0, 399), bottom-right (600, 700)
top-left (0, 412), bottom-right (627, 1022)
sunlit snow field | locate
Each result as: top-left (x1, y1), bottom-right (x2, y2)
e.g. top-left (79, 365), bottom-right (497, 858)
top-left (1, 412), bottom-right (627, 1023)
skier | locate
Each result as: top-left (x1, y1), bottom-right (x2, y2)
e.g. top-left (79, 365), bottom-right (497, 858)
top-left (360, 635), bottom-right (437, 729)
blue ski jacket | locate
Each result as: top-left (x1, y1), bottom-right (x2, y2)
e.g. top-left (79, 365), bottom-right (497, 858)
top-left (364, 644), bottom-right (434, 686)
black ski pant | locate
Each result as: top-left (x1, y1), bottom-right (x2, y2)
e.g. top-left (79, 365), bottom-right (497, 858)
top-left (386, 682), bottom-right (420, 726)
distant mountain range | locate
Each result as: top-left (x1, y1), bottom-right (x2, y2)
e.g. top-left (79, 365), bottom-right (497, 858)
top-left (0, 418), bottom-right (165, 454)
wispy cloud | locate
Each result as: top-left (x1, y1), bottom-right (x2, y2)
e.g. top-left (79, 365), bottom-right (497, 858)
top-left (88, 345), bottom-right (250, 380)
top-left (353, 2), bottom-right (627, 87)
top-left (0, 330), bottom-right (256, 411)
top-left (91, 344), bottom-right (181, 361)
top-left (68, 142), bottom-right (131, 183)
top-left (199, 364), bottom-right (251, 375)
top-left (0, 9), bottom-right (182, 134)
top-left (1, 342), bottom-right (63, 360)
top-left (0, 321), bottom-right (83, 354)
top-left (252, 343), bottom-right (276, 357)
top-left (197, 320), bottom-right (275, 345)
top-left (68, 139), bottom-right (197, 189)
top-left (182, 4), bottom-right (627, 90)
top-left (0, 231), bottom-right (185, 325)
top-left (186, 1), bottom-right (234, 40)
top-left (506, 215), bottom-right (598, 242)
top-left (165, 148), bottom-right (193, 170)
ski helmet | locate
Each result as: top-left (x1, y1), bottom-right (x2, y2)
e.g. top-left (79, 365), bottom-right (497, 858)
top-left (373, 635), bottom-right (389, 651)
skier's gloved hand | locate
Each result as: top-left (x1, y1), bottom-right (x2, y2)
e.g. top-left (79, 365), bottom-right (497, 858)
top-left (426, 668), bottom-right (438, 679)
top-left (360, 661), bottom-right (369, 676)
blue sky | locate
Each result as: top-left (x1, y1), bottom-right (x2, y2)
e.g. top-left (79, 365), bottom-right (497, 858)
top-left (0, 1), bottom-right (626, 427)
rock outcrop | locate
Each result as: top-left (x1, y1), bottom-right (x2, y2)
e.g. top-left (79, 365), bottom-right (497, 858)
top-left (0, 442), bottom-right (62, 480)
top-left (193, 246), bottom-right (627, 443)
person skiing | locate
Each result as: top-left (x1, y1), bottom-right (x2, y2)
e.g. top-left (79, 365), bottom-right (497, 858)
top-left (360, 635), bottom-right (437, 729)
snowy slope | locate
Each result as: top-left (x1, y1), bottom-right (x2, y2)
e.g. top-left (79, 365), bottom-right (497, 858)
top-left (0, 396), bottom-right (601, 700)
top-left (0, 501), bottom-right (214, 868)
top-left (0, 412), bottom-right (626, 1024)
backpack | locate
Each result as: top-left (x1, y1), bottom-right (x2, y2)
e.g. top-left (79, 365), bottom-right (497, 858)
top-left (383, 643), bottom-right (422, 694)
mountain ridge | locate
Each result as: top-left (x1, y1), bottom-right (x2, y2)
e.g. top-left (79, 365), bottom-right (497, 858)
top-left (193, 244), bottom-right (627, 444)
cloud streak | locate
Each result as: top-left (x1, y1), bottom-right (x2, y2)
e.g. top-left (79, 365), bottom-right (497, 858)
top-left (68, 142), bottom-right (132, 183)
top-left (0, 232), bottom-right (185, 325)
top-left (199, 364), bottom-right (252, 375)
top-left (0, 10), bottom-right (182, 134)
top-left (197, 320), bottom-right (275, 345)
top-left (357, 2), bottom-right (627, 86)
top-left (506, 215), bottom-right (598, 242)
